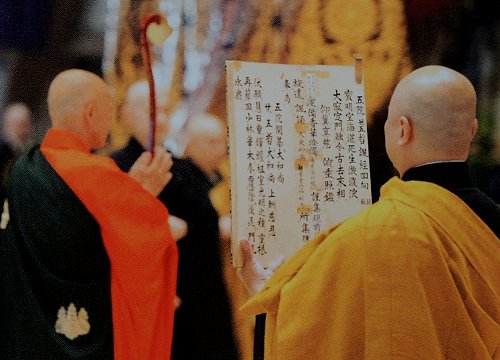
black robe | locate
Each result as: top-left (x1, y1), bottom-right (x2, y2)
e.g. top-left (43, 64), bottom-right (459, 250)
top-left (112, 138), bottom-right (238, 360)
top-left (0, 146), bottom-right (113, 359)
top-left (402, 162), bottom-right (500, 238)
top-left (0, 137), bottom-right (15, 204)
top-left (483, 165), bottom-right (500, 204)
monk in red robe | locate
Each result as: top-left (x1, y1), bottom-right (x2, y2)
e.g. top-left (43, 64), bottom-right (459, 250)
top-left (0, 69), bottom-right (178, 359)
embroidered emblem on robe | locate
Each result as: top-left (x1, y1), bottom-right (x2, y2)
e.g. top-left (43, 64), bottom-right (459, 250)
top-left (55, 303), bottom-right (91, 340)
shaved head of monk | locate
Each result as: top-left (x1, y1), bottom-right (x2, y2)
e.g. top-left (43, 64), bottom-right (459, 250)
top-left (48, 69), bottom-right (113, 150)
top-left (384, 65), bottom-right (478, 176)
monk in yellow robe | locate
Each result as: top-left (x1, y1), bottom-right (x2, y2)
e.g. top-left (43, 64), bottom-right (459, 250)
top-left (238, 66), bottom-right (500, 359)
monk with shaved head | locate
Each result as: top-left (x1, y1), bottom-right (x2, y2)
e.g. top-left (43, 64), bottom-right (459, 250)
top-left (238, 66), bottom-right (500, 359)
top-left (0, 69), bottom-right (178, 359)
top-left (47, 69), bottom-right (113, 150)
top-left (384, 65), bottom-right (478, 175)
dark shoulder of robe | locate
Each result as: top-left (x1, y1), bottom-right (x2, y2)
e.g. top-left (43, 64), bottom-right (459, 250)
top-left (0, 145), bottom-right (112, 359)
top-left (111, 139), bottom-right (239, 360)
top-left (483, 165), bottom-right (500, 204)
top-left (402, 162), bottom-right (500, 238)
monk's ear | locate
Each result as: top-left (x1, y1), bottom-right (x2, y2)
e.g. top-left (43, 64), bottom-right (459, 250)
top-left (397, 115), bottom-right (412, 146)
top-left (470, 118), bottom-right (478, 139)
top-left (82, 102), bottom-right (95, 131)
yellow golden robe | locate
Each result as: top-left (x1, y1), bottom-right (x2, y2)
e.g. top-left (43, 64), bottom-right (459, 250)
top-left (242, 177), bottom-right (500, 359)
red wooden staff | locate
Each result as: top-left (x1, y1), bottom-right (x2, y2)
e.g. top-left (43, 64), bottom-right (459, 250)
top-left (140, 13), bottom-right (172, 154)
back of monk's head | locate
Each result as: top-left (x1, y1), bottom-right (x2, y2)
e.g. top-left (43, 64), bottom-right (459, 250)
top-left (47, 69), bottom-right (113, 150)
top-left (121, 80), bottom-right (169, 148)
top-left (385, 65), bottom-right (478, 175)
top-left (184, 113), bottom-right (227, 177)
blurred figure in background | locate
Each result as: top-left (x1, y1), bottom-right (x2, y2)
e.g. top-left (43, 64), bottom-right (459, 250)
top-left (1, 102), bottom-right (32, 150)
top-left (112, 80), bottom-right (188, 240)
top-left (161, 112), bottom-right (238, 360)
top-left (0, 102), bottom-right (32, 205)
top-left (112, 83), bottom-right (238, 359)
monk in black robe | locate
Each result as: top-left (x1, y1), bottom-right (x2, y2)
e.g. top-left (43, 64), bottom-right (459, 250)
top-left (0, 69), bottom-right (178, 359)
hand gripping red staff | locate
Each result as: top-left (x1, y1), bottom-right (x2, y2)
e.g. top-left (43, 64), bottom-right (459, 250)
top-left (140, 13), bottom-right (172, 154)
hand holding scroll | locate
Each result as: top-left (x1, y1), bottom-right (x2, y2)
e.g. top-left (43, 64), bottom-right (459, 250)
top-left (236, 240), bottom-right (285, 296)
top-left (128, 146), bottom-right (173, 196)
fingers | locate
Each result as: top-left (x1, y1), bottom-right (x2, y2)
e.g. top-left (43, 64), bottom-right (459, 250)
top-left (128, 152), bottom-right (151, 177)
top-left (128, 148), bottom-right (173, 197)
top-left (236, 240), bottom-right (270, 296)
top-left (235, 267), bottom-right (245, 282)
top-left (150, 147), bottom-right (172, 172)
top-left (236, 240), bottom-right (285, 296)
top-left (138, 151), bottom-right (152, 165)
top-left (240, 239), bottom-right (254, 267)
top-left (164, 171), bottom-right (173, 186)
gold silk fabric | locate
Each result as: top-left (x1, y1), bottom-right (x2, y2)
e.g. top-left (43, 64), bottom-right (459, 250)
top-left (242, 177), bottom-right (500, 359)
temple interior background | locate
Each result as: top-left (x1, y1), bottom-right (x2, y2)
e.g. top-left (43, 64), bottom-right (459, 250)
top-left (0, 0), bottom-right (498, 190)
top-left (0, 1), bottom-right (498, 357)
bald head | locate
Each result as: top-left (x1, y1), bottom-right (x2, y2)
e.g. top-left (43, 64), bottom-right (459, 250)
top-left (47, 69), bottom-right (112, 149)
top-left (184, 113), bottom-right (227, 177)
top-left (2, 102), bottom-right (32, 149)
top-left (121, 79), bottom-right (169, 148)
top-left (384, 65), bottom-right (478, 176)
top-left (125, 80), bottom-right (149, 106)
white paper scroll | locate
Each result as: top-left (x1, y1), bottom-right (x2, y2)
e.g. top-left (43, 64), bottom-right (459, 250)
top-left (226, 60), bottom-right (372, 267)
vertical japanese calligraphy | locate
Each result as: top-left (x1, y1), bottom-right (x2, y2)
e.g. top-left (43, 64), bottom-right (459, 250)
top-left (227, 60), bottom-right (372, 267)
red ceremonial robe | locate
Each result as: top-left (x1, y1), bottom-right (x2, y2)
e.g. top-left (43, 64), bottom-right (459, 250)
top-left (41, 128), bottom-right (178, 359)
